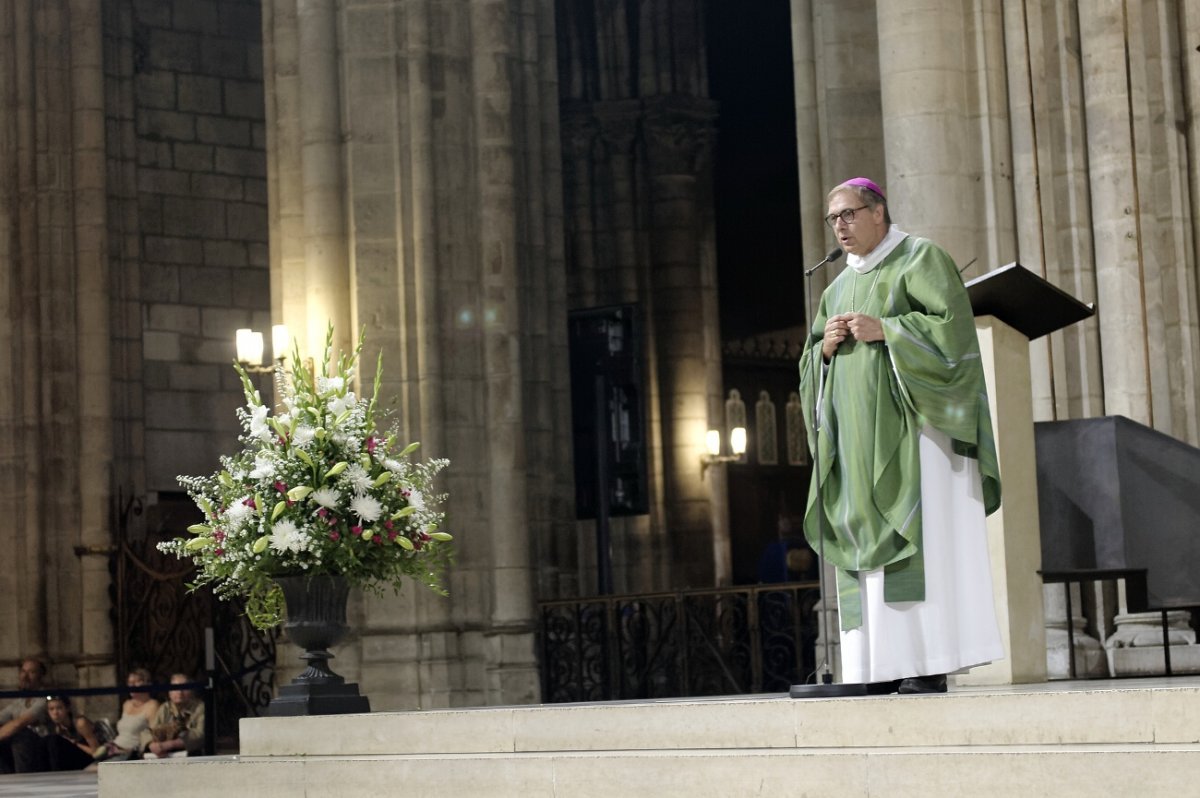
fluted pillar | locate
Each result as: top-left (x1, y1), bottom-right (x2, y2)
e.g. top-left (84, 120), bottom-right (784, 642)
top-left (556, 0), bottom-right (726, 591)
top-left (792, 0), bottom-right (885, 287)
top-left (876, 1), bottom-right (1016, 265)
top-left (1077, 1), bottom-right (1200, 435)
top-left (1004, 0), bottom-right (1198, 439)
top-left (263, 0), bottom-right (571, 708)
top-left (643, 98), bottom-right (723, 586)
top-left (0, 0), bottom-right (114, 690)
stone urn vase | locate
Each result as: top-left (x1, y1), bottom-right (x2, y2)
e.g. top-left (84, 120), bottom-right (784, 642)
top-left (266, 574), bottom-right (371, 716)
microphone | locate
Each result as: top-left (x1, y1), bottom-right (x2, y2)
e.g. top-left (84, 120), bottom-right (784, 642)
top-left (805, 247), bottom-right (844, 277)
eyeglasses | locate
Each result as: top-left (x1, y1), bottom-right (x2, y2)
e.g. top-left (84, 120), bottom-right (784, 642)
top-left (825, 205), bottom-right (869, 227)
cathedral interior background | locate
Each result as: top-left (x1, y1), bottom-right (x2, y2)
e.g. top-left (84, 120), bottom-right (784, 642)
top-left (2, 0), bottom-right (1199, 732)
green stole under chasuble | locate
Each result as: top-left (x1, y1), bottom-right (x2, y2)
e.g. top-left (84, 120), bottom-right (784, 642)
top-left (798, 235), bottom-right (1001, 631)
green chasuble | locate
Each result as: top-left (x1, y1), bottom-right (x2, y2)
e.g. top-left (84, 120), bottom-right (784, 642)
top-left (798, 235), bottom-right (1001, 631)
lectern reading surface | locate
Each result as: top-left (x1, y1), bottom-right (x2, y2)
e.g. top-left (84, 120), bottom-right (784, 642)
top-left (965, 262), bottom-right (1094, 340)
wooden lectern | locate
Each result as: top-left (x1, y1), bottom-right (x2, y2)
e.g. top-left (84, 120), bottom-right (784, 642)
top-left (957, 263), bottom-right (1094, 685)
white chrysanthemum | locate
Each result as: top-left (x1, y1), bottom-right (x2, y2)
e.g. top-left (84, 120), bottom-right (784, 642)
top-left (343, 463), bottom-right (373, 493)
top-left (407, 488), bottom-right (426, 511)
top-left (313, 487), bottom-right (341, 509)
top-left (249, 404), bottom-right (271, 440)
top-left (292, 425), bottom-right (316, 447)
top-left (269, 519), bottom-right (306, 554)
top-left (225, 500), bottom-right (254, 527)
top-left (350, 494), bottom-right (383, 523)
top-left (248, 453), bottom-right (275, 480)
top-left (382, 458), bottom-right (403, 473)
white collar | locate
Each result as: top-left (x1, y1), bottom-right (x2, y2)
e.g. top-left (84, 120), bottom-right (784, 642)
top-left (847, 226), bottom-right (907, 274)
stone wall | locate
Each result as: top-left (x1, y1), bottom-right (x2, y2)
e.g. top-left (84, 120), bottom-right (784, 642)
top-left (127, 0), bottom-right (271, 494)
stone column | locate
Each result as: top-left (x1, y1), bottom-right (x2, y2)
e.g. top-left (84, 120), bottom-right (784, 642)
top-left (71, 0), bottom-right (116, 698)
top-left (791, 0), bottom-right (886, 294)
top-left (1077, 1), bottom-right (1200, 438)
top-left (263, 0), bottom-right (570, 708)
top-left (1004, 0), bottom-right (1199, 440)
top-left (575, 103), bottom-right (672, 595)
top-left (1077, 2), bottom-right (1152, 426)
top-left (0, 0), bottom-right (114, 688)
top-left (876, 0), bottom-right (1016, 265)
top-left (297, 0), bottom-right (351, 355)
top-left (1002, 0), bottom-right (1105, 424)
top-left (555, 0), bottom-right (725, 592)
top-left (643, 98), bottom-right (724, 587)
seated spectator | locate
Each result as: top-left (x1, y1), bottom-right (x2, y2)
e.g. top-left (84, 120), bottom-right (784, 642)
top-left (143, 674), bottom-right (205, 758)
top-left (0, 657), bottom-right (50, 773)
top-left (94, 668), bottom-right (159, 761)
top-left (42, 696), bottom-right (100, 771)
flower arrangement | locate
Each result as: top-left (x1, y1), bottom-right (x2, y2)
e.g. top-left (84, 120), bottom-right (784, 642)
top-left (159, 326), bottom-right (452, 629)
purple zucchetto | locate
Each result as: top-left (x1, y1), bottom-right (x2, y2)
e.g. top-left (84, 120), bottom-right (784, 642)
top-left (841, 177), bottom-right (885, 200)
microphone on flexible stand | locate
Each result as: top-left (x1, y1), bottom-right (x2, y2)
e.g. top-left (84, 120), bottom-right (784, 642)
top-left (790, 242), bottom-right (869, 699)
top-left (805, 247), bottom-right (844, 277)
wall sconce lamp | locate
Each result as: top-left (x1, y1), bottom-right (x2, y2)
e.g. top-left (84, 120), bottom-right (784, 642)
top-left (235, 324), bottom-right (290, 373)
top-left (702, 426), bottom-right (746, 474)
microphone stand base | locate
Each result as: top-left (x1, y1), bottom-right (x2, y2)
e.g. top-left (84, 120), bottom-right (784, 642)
top-left (789, 681), bottom-right (870, 699)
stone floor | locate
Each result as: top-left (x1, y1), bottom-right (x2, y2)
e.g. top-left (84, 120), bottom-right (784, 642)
top-left (0, 769), bottom-right (97, 798)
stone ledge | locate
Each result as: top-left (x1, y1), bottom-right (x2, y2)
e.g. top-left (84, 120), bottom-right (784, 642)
top-left (97, 745), bottom-right (1200, 798)
top-left (237, 684), bottom-right (1200, 757)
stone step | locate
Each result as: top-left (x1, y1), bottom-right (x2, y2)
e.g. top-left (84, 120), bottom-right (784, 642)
top-left (100, 744), bottom-right (1200, 797)
top-left (97, 680), bottom-right (1200, 798)
top-left (238, 683), bottom-right (1200, 755)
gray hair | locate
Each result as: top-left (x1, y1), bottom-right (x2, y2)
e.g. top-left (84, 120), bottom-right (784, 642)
top-left (827, 182), bottom-right (892, 225)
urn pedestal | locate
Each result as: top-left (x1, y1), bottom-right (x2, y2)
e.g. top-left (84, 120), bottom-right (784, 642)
top-left (267, 574), bottom-right (371, 716)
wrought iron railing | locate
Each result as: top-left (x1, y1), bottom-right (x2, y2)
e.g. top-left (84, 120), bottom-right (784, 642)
top-left (538, 581), bottom-right (822, 702)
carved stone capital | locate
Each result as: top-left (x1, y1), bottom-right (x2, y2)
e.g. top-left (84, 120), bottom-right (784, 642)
top-left (593, 99), bottom-right (642, 158)
top-left (559, 104), bottom-right (600, 160)
top-left (642, 96), bottom-right (718, 176)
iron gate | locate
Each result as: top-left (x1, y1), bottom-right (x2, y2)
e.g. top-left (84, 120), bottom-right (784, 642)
top-left (113, 489), bottom-right (276, 747)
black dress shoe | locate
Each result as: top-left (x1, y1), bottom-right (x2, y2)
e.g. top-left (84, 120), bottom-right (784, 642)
top-left (897, 674), bottom-right (947, 694)
top-left (866, 679), bottom-right (903, 695)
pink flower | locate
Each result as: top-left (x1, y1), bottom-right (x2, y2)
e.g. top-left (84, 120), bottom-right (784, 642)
top-left (350, 525), bottom-right (363, 537)
top-left (243, 497), bottom-right (257, 510)
top-left (372, 534), bottom-right (383, 545)
top-left (214, 547), bottom-right (225, 557)
top-left (387, 531), bottom-right (398, 541)
top-left (213, 530), bottom-right (226, 543)
top-left (329, 531), bottom-right (340, 542)
top-left (366, 436), bottom-right (377, 454)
